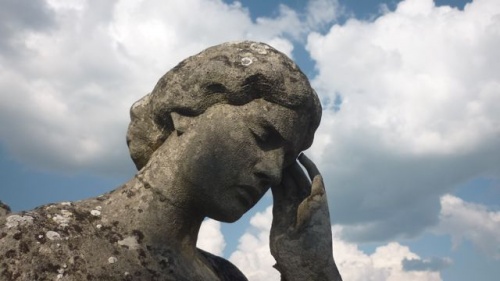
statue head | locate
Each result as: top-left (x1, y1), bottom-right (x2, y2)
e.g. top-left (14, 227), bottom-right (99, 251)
top-left (127, 41), bottom-right (321, 170)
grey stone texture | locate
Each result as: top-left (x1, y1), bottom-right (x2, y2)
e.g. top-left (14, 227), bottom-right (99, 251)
top-left (0, 41), bottom-right (341, 280)
top-left (0, 201), bottom-right (10, 217)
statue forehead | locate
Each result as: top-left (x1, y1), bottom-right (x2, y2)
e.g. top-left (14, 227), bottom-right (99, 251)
top-left (244, 99), bottom-right (307, 137)
top-left (195, 100), bottom-right (308, 150)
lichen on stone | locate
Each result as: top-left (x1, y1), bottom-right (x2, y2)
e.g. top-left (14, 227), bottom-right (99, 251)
top-left (52, 210), bottom-right (73, 229)
top-left (5, 214), bottom-right (34, 228)
top-left (46, 230), bottom-right (61, 240)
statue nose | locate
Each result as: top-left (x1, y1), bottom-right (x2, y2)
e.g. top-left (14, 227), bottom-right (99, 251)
top-left (254, 148), bottom-right (284, 186)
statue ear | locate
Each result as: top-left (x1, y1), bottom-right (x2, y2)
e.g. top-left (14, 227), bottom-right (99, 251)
top-left (170, 112), bottom-right (194, 135)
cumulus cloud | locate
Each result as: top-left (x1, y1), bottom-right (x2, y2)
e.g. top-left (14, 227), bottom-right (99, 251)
top-left (435, 194), bottom-right (500, 259)
top-left (197, 218), bottom-right (226, 256)
top-left (0, 0), bottom-right (307, 175)
top-left (331, 225), bottom-right (448, 281)
top-left (0, 0), bottom-right (55, 55)
top-left (306, 0), bottom-right (500, 241)
top-left (402, 257), bottom-right (452, 272)
top-left (229, 206), bottom-right (280, 280)
top-left (229, 204), bottom-right (446, 280)
top-left (306, 0), bottom-right (340, 29)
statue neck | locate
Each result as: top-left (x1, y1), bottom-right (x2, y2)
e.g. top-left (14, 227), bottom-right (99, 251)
top-left (107, 174), bottom-right (205, 258)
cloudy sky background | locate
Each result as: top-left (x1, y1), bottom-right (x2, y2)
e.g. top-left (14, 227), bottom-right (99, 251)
top-left (1, 0), bottom-right (499, 280)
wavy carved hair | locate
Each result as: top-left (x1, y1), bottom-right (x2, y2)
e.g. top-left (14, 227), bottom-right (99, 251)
top-left (127, 41), bottom-right (322, 170)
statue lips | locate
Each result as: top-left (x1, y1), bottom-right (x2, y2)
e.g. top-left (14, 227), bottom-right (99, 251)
top-left (236, 184), bottom-right (263, 208)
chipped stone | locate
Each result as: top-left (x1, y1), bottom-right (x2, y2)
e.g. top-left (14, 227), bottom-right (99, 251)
top-left (90, 210), bottom-right (101, 216)
top-left (46, 230), bottom-right (61, 240)
top-left (118, 236), bottom-right (140, 250)
top-left (108, 256), bottom-right (118, 264)
top-left (96, 224), bottom-right (102, 229)
top-left (5, 215), bottom-right (34, 228)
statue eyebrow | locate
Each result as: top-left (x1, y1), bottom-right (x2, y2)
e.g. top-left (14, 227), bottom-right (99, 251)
top-left (261, 121), bottom-right (299, 165)
top-left (256, 117), bottom-right (290, 145)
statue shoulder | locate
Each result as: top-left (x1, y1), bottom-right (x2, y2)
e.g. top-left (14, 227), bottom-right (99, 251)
top-left (0, 202), bottom-right (85, 279)
top-left (0, 199), bottom-right (120, 280)
top-left (198, 249), bottom-right (248, 281)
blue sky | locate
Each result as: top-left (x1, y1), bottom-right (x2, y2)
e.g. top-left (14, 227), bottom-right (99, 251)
top-left (1, 0), bottom-right (499, 280)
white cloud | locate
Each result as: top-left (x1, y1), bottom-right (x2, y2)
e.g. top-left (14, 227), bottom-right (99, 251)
top-left (197, 218), bottom-right (226, 256)
top-left (229, 206), bottom-right (280, 280)
top-left (306, 0), bottom-right (500, 241)
top-left (306, 0), bottom-right (340, 29)
top-left (402, 256), bottom-right (452, 272)
top-left (0, 0), bottom-right (306, 174)
top-left (436, 194), bottom-right (500, 259)
top-left (332, 226), bottom-right (445, 281)
top-left (229, 204), bottom-right (444, 281)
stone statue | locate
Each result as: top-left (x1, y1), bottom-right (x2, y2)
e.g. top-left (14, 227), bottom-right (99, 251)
top-left (0, 41), bottom-right (342, 280)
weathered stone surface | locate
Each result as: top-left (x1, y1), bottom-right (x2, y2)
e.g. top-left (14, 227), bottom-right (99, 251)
top-left (0, 195), bottom-right (245, 280)
top-left (0, 41), bottom-right (341, 280)
top-left (270, 154), bottom-right (343, 281)
top-left (127, 41), bottom-right (321, 171)
top-left (0, 201), bottom-right (10, 217)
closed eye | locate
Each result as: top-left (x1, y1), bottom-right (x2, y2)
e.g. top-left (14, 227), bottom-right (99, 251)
top-left (251, 129), bottom-right (270, 146)
top-left (250, 125), bottom-right (285, 150)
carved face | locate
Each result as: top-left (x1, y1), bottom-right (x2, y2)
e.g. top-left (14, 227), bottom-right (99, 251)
top-left (174, 99), bottom-right (309, 222)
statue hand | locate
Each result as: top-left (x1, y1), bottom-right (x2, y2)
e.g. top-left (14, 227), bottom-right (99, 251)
top-left (270, 154), bottom-right (342, 281)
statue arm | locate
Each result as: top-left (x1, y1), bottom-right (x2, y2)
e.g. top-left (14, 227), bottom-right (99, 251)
top-left (270, 154), bottom-right (342, 281)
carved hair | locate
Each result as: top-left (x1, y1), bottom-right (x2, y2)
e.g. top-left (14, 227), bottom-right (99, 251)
top-left (127, 41), bottom-right (322, 170)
